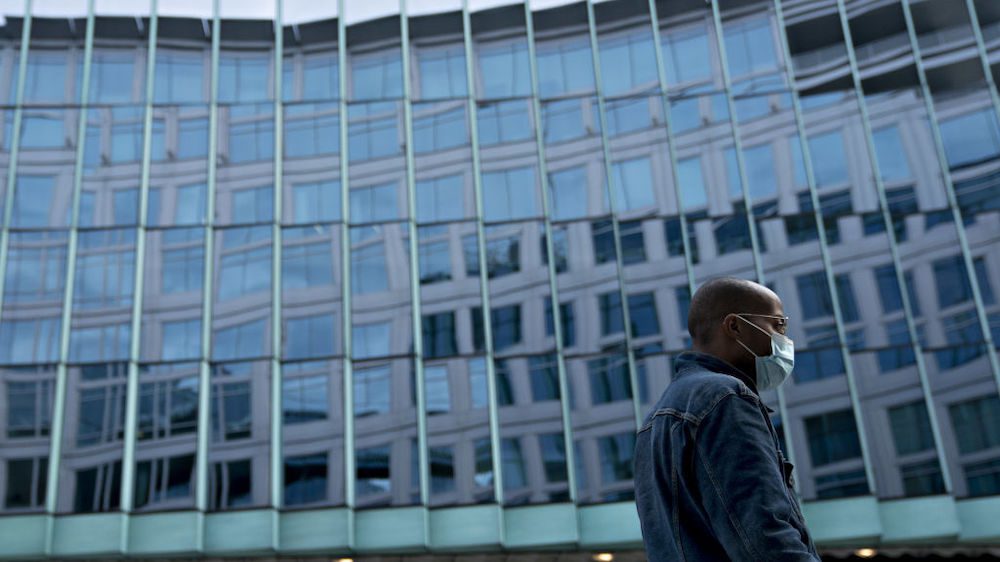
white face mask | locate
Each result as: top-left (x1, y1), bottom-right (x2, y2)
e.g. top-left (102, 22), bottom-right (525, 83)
top-left (733, 314), bottom-right (795, 391)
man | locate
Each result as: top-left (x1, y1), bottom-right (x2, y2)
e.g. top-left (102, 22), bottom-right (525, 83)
top-left (634, 277), bottom-right (820, 561)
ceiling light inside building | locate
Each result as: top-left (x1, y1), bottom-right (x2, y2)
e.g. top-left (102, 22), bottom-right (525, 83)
top-left (592, 553), bottom-right (614, 562)
top-left (854, 548), bottom-right (877, 558)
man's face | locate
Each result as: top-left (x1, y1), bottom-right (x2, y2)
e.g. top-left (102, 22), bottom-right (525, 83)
top-left (730, 292), bottom-right (787, 360)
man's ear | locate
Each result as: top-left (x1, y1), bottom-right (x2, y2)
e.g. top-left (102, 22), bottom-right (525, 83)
top-left (721, 313), bottom-right (740, 339)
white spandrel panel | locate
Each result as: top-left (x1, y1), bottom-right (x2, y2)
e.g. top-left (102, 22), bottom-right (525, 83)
top-left (95, 0), bottom-right (152, 16)
top-left (220, 0), bottom-right (276, 20)
top-left (31, 0), bottom-right (88, 17)
top-left (406, 0), bottom-right (461, 18)
top-left (158, 0), bottom-right (213, 19)
top-left (467, 0), bottom-right (521, 13)
top-left (283, 0), bottom-right (337, 25)
top-left (343, 0), bottom-right (398, 26)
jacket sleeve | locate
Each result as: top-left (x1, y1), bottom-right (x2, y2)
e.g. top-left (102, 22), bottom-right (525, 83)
top-left (693, 393), bottom-right (820, 561)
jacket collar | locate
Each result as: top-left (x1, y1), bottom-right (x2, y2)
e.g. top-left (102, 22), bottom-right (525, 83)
top-left (674, 351), bottom-right (760, 396)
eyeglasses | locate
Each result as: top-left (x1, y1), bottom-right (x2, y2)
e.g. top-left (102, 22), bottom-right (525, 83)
top-left (737, 313), bottom-right (789, 334)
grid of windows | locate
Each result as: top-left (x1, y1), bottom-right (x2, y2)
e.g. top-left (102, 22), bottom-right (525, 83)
top-left (0, 1), bottom-right (999, 555)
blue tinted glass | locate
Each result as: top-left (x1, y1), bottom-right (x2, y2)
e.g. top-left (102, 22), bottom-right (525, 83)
top-left (939, 109), bottom-right (1000, 169)
top-left (477, 39), bottom-right (531, 98)
top-left (669, 97), bottom-right (701, 133)
top-left (661, 26), bottom-right (710, 86)
top-left (350, 182), bottom-right (399, 223)
top-left (676, 157), bottom-right (706, 211)
top-left (789, 135), bottom-right (806, 187)
top-left (872, 125), bottom-right (912, 181)
top-left (796, 271), bottom-right (834, 320)
top-left (178, 117), bottom-right (209, 159)
top-left (293, 180), bottom-right (341, 223)
top-left (934, 255), bottom-right (973, 308)
top-left (599, 30), bottom-right (657, 96)
top-left (548, 166), bottom-right (588, 221)
top-left (605, 96), bottom-right (653, 136)
top-left (351, 49), bottom-right (403, 100)
top-left (477, 100), bottom-right (533, 146)
top-left (612, 157), bottom-right (655, 211)
top-left (413, 105), bottom-right (467, 153)
top-left (351, 239), bottom-right (388, 294)
top-left (218, 53), bottom-right (271, 103)
top-left (162, 319), bottom-right (202, 360)
top-left (808, 130), bottom-right (848, 187)
top-left (723, 16), bottom-right (777, 78)
top-left (743, 143), bottom-right (777, 200)
top-left (19, 114), bottom-right (65, 149)
top-left (113, 189), bottom-right (139, 226)
top-left (416, 174), bottom-right (464, 223)
top-left (283, 237), bottom-right (334, 290)
top-left (228, 105), bottom-right (275, 163)
top-left (418, 45), bottom-right (467, 99)
top-left (536, 36), bottom-right (595, 98)
top-left (12, 175), bottom-right (55, 227)
top-left (284, 102), bottom-right (339, 157)
top-left (482, 167), bottom-right (537, 221)
top-left (217, 227), bottom-right (272, 303)
top-left (24, 51), bottom-right (67, 103)
top-left (285, 314), bottom-right (335, 359)
top-left (542, 98), bottom-right (589, 144)
top-left (176, 183), bottom-right (207, 224)
top-left (302, 52), bottom-right (339, 100)
top-left (352, 322), bottom-right (391, 358)
top-left (348, 102), bottom-right (400, 162)
top-left (155, 49), bottom-right (205, 103)
top-left (90, 50), bottom-right (135, 103)
top-left (232, 186), bottom-right (273, 224)
top-left (212, 319), bottom-right (266, 360)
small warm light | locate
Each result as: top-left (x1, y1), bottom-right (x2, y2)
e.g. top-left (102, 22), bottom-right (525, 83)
top-left (854, 548), bottom-right (877, 559)
top-left (593, 553), bottom-right (614, 562)
top-left (335, 558), bottom-right (354, 562)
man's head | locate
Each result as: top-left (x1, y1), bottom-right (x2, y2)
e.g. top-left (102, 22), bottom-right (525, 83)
top-left (688, 277), bottom-right (787, 384)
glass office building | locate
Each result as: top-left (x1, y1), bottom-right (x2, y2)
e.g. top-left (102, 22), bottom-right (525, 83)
top-left (0, 0), bottom-right (999, 557)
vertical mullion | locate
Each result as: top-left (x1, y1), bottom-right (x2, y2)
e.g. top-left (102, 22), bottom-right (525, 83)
top-left (701, 1), bottom-right (799, 486)
top-left (120, 0), bottom-right (162, 524)
top-left (337, 0), bottom-right (355, 548)
top-left (642, 0), bottom-right (696, 297)
top-left (0, 0), bottom-right (31, 308)
top-left (523, 0), bottom-right (577, 506)
top-left (398, 0), bottom-right (431, 524)
top-left (706, 4), bottom-right (764, 284)
top-left (45, 0), bottom-right (96, 553)
top-left (775, 0), bottom-right (954, 494)
top-left (460, 1), bottom-right (506, 509)
top-left (584, 0), bottom-right (641, 429)
top-left (833, 0), bottom-right (998, 496)
top-left (769, 2), bottom-right (896, 493)
top-left (711, 1), bottom-right (880, 494)
top-left (195, 0), bottom-right (222, 533)
top-left (964, 0), bottom-right (1000, 127)
top-left (271, 0), bottom-right (285, 525)
top-left (897, 0), bottom-right (1000, 396)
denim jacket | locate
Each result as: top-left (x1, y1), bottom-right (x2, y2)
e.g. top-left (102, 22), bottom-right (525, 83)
top-left (633, 352), bottom-right (820, 561)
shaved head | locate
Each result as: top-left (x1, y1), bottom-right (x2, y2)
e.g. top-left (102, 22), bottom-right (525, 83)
top-left (688, 277), bottom-right (779, 347)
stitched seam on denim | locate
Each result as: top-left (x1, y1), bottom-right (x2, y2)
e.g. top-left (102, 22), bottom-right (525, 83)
top-left (638, 408), bottom-right (699, 433)
top-left (669, 420), bottom-right (687, 562)
top-left (693, 393), bottom-right (764, 561)
top-left (692, 388), bottom-right (743, 426)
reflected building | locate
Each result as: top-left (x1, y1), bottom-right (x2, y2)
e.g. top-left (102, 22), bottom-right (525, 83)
top-left (0, 0), bottom-right (999, 557)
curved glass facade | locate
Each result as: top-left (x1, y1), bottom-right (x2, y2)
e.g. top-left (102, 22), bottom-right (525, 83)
top-left (1, 0), bottom-right (999, 556)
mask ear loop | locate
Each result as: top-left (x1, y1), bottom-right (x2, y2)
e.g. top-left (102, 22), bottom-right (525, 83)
top-left (732, 315), bottom-right (763, 358)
